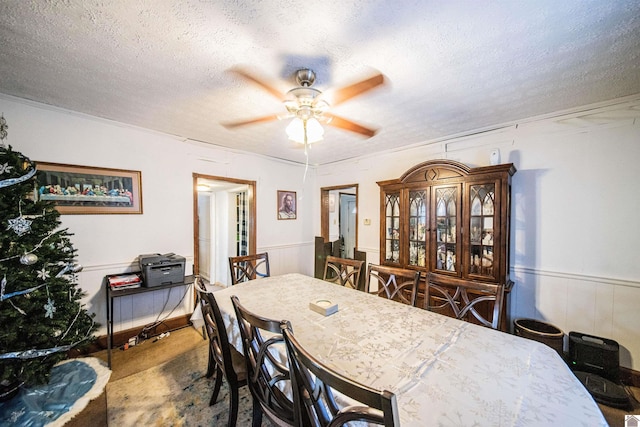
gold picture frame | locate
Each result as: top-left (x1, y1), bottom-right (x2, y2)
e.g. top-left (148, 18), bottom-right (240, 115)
top-left (35, 162), bottom-right (143, 214)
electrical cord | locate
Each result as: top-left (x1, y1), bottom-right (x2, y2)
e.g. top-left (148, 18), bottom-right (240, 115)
top-left (136, 283), bottom-right (191, 341)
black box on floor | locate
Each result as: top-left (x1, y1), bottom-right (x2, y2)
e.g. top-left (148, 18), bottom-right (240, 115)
top-left (568, 331), bottom-right (620, 382)
top-left (139, 253), bottom-right (185, 287)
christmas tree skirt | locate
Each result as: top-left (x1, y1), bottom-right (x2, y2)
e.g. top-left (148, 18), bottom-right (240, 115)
top-left (0, 357), bottom-right (111, 426)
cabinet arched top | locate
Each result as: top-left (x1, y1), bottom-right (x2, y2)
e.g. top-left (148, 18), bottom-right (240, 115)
top-left (396, 159), bottom-right (516, 184)
top-left (401, 159), bottom-right (470, 183)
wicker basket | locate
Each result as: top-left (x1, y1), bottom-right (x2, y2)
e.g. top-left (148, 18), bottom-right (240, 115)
top-left (514, 318), bottom-right (564, 357)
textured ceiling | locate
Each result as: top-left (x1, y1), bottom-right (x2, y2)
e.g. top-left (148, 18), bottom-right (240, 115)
top-left (1, 1), bottom-right (639, 165)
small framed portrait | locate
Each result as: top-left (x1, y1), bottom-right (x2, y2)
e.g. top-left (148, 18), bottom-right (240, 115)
top-left (277, 190), bottom-right (296, 220)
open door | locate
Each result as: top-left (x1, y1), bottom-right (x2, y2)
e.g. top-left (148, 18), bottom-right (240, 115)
top-left (193, 174), bottom-right (256, 286)
top-left (320, 184), bottom-right (358, 254)
top-left (318, 184), bottom-right (361, 285)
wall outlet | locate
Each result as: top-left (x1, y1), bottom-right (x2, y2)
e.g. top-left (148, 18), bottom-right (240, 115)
top-left (364, 218), bottom-right (371, 225)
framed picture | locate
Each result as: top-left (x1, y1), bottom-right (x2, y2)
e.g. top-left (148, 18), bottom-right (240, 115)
top-left (35, 162), bottom-right (143, 215)
top-left (277, 190), bottom-right (296, 220)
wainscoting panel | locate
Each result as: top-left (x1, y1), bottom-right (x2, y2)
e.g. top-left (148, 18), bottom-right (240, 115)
top-left (258, 241), bottom-right (315, 277)
top-left (510, 266), bottom-right (640, 370)
top-left (76, 259), bottom-right (195, 338)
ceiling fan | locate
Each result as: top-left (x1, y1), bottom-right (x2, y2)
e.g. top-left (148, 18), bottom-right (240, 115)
top-left (222, 67), bottom-right (386, 144)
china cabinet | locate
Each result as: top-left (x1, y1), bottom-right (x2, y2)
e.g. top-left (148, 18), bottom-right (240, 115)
top-left (378, 159), bottom-right (516, 328)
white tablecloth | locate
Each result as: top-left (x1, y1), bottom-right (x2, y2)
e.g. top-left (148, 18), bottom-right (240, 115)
top-left (213, 273), bottom-right (607, 426)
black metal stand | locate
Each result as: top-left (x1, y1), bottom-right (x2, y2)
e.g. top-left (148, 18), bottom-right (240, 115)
top-left (105, 274), bottom-right (194, 368)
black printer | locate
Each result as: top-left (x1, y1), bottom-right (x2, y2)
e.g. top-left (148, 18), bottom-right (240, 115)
top-left (138, 253), bottom-right (185, 287)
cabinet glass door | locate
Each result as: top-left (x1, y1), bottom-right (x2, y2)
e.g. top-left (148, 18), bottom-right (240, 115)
top-left (384, 192), bottom-right (401, 263)
top-left (408, 189), bottom-right (428, 267)
top-left (469, 183), bottom-right (496, 278)
top-left (434, 186), bottom-right (458, 273)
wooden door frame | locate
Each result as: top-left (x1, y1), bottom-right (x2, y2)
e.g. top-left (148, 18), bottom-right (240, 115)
top-left (193, 173), bottom-right (257, 277)
top-left (320, 184), bottom-right (358, 246)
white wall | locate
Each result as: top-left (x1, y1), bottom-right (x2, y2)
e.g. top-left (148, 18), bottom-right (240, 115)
top-left (314, 97), bottom-right (640, 370)
top-left (1, 95), bottom-right (316, 337)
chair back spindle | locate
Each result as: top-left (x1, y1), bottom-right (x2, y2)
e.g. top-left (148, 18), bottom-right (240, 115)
top-left (366, 264), bottom-right (421, 306)
top-left (229, 252), bottom-right (270, 285)
top-left (322, 256), bottom-right (364, 290)
top-left (424, 272), bottom-right (505, 330)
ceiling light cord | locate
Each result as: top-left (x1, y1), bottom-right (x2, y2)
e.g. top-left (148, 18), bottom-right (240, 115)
top-left (302, 119), bottom-right (310, 184)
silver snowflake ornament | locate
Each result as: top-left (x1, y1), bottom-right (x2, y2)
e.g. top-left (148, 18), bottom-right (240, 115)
top-left (7, 216), bottom-right (33, 236)
top-left (37, 267), bottom-right (51, 280)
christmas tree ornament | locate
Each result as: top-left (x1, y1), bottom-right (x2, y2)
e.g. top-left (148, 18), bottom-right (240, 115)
top-left (6, 215), bottom-right (33, 236)
top-left (36, 267), bottom-right (50, 280)
top-left (44, 298), bottom-right (56, 318)
top-left (19, 253), bottom-right (38, 265)
top-left (6, 201), bottom-right (37, 237)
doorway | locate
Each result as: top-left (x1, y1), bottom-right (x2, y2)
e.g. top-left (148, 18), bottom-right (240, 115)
top-left (320, 184), bottom-right (358, 258)
top-left (193, 174), bottom-right (256, 286)
top-left (339, 193), bottom-right (356, 258)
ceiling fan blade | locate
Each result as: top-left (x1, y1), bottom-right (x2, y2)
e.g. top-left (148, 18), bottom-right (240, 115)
top-left (330, 73), bottom-right (386, 106)
top-left (324, 113), bottom-right (378, 138)
top-left (221, 114), bottom-right (281, 129)
top-left (229, 67), bottom-right (284, 100)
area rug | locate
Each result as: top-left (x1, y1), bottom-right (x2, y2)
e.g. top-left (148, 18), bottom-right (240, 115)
top-left (106, 343), bottom-right (262, 426)
top-left (0, 357), bottom-right (111, 427)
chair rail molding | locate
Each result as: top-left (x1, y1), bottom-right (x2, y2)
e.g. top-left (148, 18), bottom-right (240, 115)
top-left (511, 265), bottom-right (640, 290)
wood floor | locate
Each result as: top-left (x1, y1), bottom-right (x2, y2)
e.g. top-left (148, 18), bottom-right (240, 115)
top-left (65, 326), bottom-right (638, 427)
top-left (65, 326), bottom-right (206, 427)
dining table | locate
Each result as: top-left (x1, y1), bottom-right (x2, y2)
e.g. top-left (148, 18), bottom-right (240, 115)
top-left (212, 273), bottom-right (608, 426)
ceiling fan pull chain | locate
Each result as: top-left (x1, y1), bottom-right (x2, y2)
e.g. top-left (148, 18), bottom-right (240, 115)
top-left (302, 119), bottom-right (310, 184)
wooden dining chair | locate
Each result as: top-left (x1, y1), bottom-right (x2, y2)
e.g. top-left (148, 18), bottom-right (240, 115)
top-left (194, 278), bottom-right (247, 426)
top-left (282, 323), bottom-right (400, 427)
top-left (322, 256), bottom-right (364, 290)
top-left (366, 263), bottom-right (421, 306)
top-left (423, 272), bottom-right (505, 330)
top-left (228, 252), bottom-right (270, 285)
top-left (230, 295), bottom-right (295, 427)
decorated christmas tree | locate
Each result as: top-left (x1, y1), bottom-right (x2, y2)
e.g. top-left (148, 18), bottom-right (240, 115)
top-left (0, 115), bottom-right (97, 399)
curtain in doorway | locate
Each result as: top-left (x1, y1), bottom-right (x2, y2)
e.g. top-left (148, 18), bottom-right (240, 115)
top-left (237, 192), bottom-right (248, 256)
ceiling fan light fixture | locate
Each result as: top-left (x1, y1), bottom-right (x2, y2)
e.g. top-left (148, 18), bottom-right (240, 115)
top-left (286, 117), bottom-right (324, 144)
top-left (224, 66), bottom-right (384, 142)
